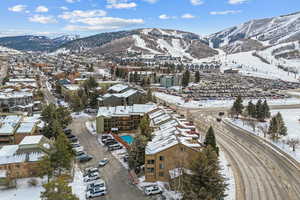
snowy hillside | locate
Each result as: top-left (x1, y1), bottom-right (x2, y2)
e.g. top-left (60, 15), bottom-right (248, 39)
top-left (90, 28), bottom-right (218, 61)
top-left (0, 45), bottom-right (22, 54)
top-left (209, 11), bottom-right (300, 48)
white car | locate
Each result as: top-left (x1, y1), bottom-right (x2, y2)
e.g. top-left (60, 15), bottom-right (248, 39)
top-left (144, 185), bottom-right (163, 196)
top-left (84, 172), bottom-right (100, 182)
top-left (98, 158), bottom-right (109, 167)
top-left (86, 184), bottom-right (107, 198)
top-left (86, 179), bottom-right (105, 191)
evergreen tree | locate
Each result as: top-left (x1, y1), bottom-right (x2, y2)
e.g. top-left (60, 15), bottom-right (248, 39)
top-left (89, 92), bottom-right (99, 108)
top-left (133, 72), bottom-right (138, 83)
top-left (231, 95), bottom-right (244, 117)
top-left (51, 133), bottom-right (74, 175)
top-left (128, 135), bottom-right (148, 171)
top-left (246, 101), bottom-right (255, 118)
top-left (262, 100), bottom-right (271, 119)
top-left (41, 176), bottom-right (79, 200)
top-left (182, 146), bottom-right (227, 200)
top-left (139, 116), bottom-right (152, 140)
top-left (195, 71), bottom-right (200, 83)
top-left (204, 126), bottom-right (219, 156)
top-left (182, 70), bottom-right (190, 87)
top-left (255, 99), bottom-right (263, 120)
top-left (37, 156), bottom-right (53, 183)
top-left (268, 112), bottom-right (287, 141)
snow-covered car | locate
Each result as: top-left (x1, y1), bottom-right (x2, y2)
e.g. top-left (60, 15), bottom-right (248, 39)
top-left (83, 168), bottom-right (99, 176)
top-left (86, 179), bottom-right (105, 192)
top-left (144, 185), bottom-right (163, 196)
top-left (86, 185), bottom-right (107, 198)
top-left (84, 172), bottom-right (100, 182)
top-left (98, 158), bottom-right (109, 167)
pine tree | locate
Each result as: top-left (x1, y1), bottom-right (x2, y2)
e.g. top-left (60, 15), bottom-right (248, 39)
top-left (262, 100), bottom-right (271, 119)
top-left (268, 112), bottom-right (287, 141)
top-left (41, 176), bottom-right (79, 200)
top-left (231, 95), bottom-right (244, 117)
top-left (195, 71), bottom-right (200, 83)
top-left (204, 126), bottom-right (219, 156)
top-left (139, 116), bottom-right (152, 140)
top-left (128, 135), bottom-right (148, 171)
top-left (182, 146), bottom-right (227, 200)
top-left (182, 70), bottom-right (190, 87)
top-left (276, 112), bottom-right (287, 137)
top-left (255, 99), bottom-right (263, 120)
top-left (246, 101), bottom-right (255, 118)
top-left (37, 156), bottom-right (53, 183)
top-left (51, 133), bottom-right (74, 175)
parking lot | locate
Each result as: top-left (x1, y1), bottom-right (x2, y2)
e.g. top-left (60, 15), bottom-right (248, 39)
top-left (69, 117), bottom-right (152, 200)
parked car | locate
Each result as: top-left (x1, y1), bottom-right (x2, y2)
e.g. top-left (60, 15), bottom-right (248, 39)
top-left (86, 184), bottom-right (107, 198)
top-left (69, 136), bottom-right (78, 143)
top-left (104, 139), bottom-right (116, 145)
top-left (71, 143), bottom-right (81, 148)
top-left (86, 179), bottom-right (105, 192)
top-left (101, 135), bottom-right (112, 142)
top-left (64, 128), bottom-right (72, 135)
top-left (105, 140), bottom-right (118, 146)
top-left (123, 155), bottom-right (129, 162)
top-left (144, 185), bottom-right (162, 196)
top-left (77, 154), bottom-right (93, 163)
top-left (98, 158), bottom-right (109, 167)
top-left (67, 134), bottom-right (76, 138)
top-left (73, 146), bottom-right (84, 152)
top-left (84, 168), bottom-right (99, 177)
top-left (75, 151), bottom-right (85, 157)
top-left (108, 144), bottom-right (123, 151)
top-left (84, 172), bottom-right (100, 182)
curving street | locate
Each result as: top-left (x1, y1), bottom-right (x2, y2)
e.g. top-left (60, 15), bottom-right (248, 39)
top-left (193, 112), bottom-right (300, 200)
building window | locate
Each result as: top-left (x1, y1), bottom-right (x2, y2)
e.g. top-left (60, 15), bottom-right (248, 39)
top-left (159, 163), bottom-right (164, 169)
top-left (146, 168), bottom-right (154, 173)
top-left (147, 160), bottom-right (155, 164)
top-left (159, 156), bottom-right (164, 161)
top-left (159, 172), bottom-right (164, 177)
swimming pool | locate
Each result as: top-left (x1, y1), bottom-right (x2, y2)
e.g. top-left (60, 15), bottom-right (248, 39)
top-left (120, 135), bottom-right (134, 145)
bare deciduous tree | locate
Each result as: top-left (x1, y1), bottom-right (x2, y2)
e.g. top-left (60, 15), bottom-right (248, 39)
top-left (258, 124), bottom-right (268, 138)
top-left (286, 138), bottom-right (300, 152)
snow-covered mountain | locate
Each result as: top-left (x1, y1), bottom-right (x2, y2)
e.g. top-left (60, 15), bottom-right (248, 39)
top-left (52, 35), bottom-right (80, 43)
top-left (56, 28), bottom-right (218, 61)
top-left (209, 11), bottom-right (300, 50)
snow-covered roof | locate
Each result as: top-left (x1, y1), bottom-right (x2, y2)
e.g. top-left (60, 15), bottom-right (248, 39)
top-left (16, 122), bottom-right (36, 134)
top-left (2, 115), bottom-right (22, 124)
top-left (97, 104), bottom-right (157, 117)
top-left (0, 92), bottom-right (33, 100)
top-left (0, 145), bottom-right (19, 157)
top-left (9, 78), bottom-right (35, 83)
top-left (108, 84), bottom-right (128, 93)
top-left (146, 135), bottom-right (179, 155)
top-left (19, 135), bottom-right (43, 145)
top-left (63, 84), bottom-right (80, 91)
top-left (0, 124), bottom-right (15, 135)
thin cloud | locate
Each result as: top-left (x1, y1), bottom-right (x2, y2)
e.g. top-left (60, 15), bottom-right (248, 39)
top-left (59, 9), bottom-right (107, 20)
top-left (181, 13), bottom-right (196, 19)
top-left (159, 14), bottom-right (176, 20)
top-left (210, 10), bottom-right (242, 15)
top-left (29, 15), bottom-right (57, 24)
top-left (190, 0), bottom-right (204, 6)
top-left (228, 0), bottom-right (248, 5)
top-left (107, 2), bottom-right (137, 9)
top-left (8, 5), bottom-right (27, 12)
top-left (35, 6), bottom-right (49, 13)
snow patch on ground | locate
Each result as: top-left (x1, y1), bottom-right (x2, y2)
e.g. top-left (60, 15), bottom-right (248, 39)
top-left (226, 112), bottom-right (300, 163)
top-left (70, 166), bottom-right (86, 200)
top-left (219, 150), bottom-right (236, 200)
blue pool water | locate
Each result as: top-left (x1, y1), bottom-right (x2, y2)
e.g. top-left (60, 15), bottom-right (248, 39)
top-left (120, 135), bottom-right (134, 145)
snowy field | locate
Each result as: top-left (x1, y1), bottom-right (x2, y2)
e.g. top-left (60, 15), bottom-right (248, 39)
top-left (226, 109), bottom-right (300, 163)
top-left (155, 92), bottom-right (300, 109)
top-left (1, 167), bottom-right (86, 200)
top-left (71, 112), bottom-right (93, 119)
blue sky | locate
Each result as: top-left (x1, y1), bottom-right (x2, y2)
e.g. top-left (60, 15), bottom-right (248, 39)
top-left (1, 0), bottom-right (300, 37)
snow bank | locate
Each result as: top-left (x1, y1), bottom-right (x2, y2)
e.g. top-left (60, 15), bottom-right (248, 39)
top-left (71, 112), bottom-right (92, 119)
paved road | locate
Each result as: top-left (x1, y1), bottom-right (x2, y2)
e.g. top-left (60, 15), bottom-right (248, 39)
top-left (193, 112), bottom-right (300, 200)
top-left (40, 76), bottom-right (57, 105)
top-left (70, 118), bottom-right (149, 200)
